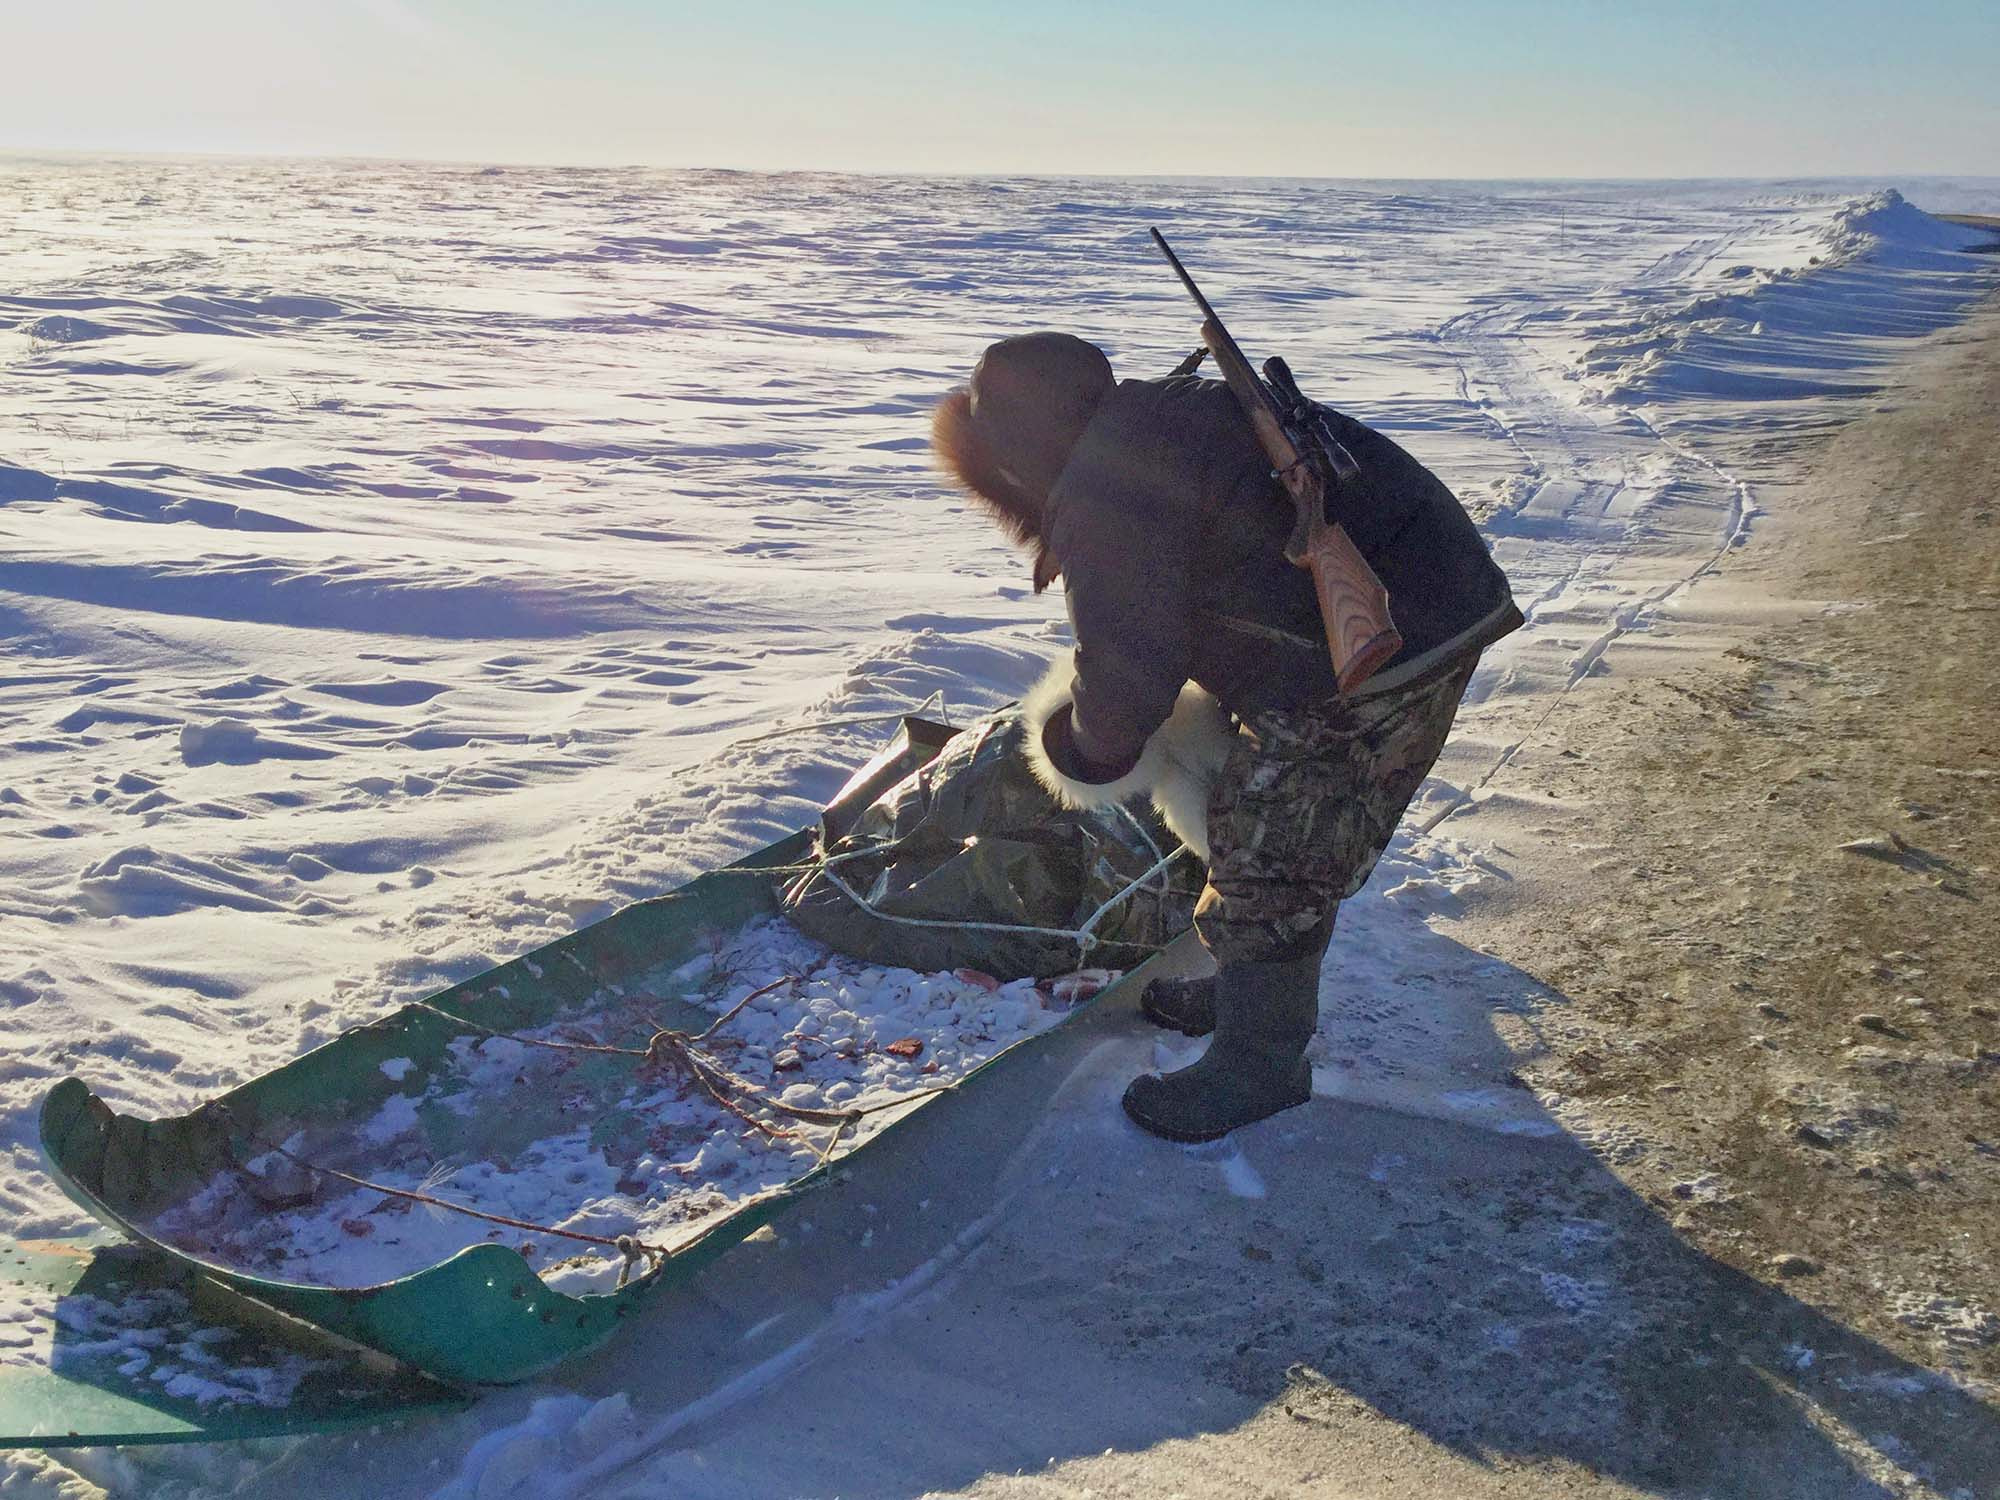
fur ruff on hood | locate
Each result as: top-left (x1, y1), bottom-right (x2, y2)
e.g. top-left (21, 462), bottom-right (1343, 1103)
top-left (1018, 660), bottom-right (1236, 862)
top-left (931, 388), bottom-right (1061, 591)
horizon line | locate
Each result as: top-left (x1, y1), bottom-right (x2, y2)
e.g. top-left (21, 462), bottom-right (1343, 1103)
top-left (4, 145), bottom-right (1995, 189)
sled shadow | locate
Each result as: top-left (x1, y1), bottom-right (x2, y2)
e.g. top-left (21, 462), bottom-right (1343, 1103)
top-left (0, 1240), bottom-right (457, 1450)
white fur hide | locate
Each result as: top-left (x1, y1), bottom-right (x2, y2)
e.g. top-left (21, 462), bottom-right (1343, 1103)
top-left (1019, 661), bottom-right (1235, 861)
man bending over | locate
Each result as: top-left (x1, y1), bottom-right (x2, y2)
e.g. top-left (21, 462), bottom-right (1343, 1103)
top-left (932, 331), bottom-right (1522, 1143)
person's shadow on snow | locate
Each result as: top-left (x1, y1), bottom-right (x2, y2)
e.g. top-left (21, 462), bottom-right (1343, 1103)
top-left (636, 890), bottom-right (1992, 1500)
top-left (946, 911), bottom-right (2000, 1500)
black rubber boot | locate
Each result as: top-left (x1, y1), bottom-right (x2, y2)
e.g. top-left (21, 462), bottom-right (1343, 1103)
top-left (1121, 942), bottom-right (1323, 1144)
top-left (1139, 974), bottom-right (1216, 1037)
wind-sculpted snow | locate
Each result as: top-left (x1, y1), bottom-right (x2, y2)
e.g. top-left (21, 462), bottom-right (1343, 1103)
top-left (0, 162), bottom-right (1994, 1492)
top-left (1569, 191), bottom-right (1993, 411)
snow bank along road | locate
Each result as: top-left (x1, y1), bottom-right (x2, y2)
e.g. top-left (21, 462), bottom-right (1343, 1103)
top-left (1, 160), bottom-right (1994, 1495)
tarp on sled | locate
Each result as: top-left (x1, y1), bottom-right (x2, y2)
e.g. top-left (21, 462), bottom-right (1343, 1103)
top-left (778, 705), bottom-right (1203, 979)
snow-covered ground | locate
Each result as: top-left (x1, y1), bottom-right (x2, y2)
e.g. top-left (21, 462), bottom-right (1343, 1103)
top-left (2, 159), bottom-right (1996, 1495)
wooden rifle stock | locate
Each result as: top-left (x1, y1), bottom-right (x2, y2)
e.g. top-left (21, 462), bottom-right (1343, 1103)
top-left (1151, 230), bottom-right (1402, 694)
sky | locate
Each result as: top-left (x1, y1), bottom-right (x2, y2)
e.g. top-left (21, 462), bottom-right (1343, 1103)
top-left (2, 0), bottom-right (1996, 178)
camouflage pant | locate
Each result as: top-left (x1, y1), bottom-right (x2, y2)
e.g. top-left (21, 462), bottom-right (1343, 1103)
top-left (1193, 656), bottom-right (1479, 965)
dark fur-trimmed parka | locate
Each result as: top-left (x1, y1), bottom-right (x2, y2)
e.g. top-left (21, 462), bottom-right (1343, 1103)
top-left (935, 362), bottom-right (1522, 784)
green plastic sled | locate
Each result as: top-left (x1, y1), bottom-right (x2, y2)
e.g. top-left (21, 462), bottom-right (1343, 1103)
top-left (28, 714), bottom-right (1191, 1423)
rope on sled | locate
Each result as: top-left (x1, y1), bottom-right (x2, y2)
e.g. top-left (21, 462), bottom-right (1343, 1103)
top-left (703, 695), bottom-right (1195, 963)
top-left (802, 838), bottom-right (1188, 966)
top-left (222, 974), bottom-right (966, 1282)
top-left (238, 1129), bottom-right (683, 1278)
top-left (404, 989), bottom-right (958, 1137)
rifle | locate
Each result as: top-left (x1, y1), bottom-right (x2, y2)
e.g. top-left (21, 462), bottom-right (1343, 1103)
top-left (1149, 228), bottom-right (1402, 695)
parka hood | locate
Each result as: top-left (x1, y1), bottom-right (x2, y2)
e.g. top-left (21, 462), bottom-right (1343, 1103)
top-left (931, 332), bottom-right (1114, 592)
top-left (931, 387), bottom-right (1061, 591)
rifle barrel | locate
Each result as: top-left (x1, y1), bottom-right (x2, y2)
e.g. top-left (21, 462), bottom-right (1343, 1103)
top-left (1149, 228), bottom-right (1223, 326)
